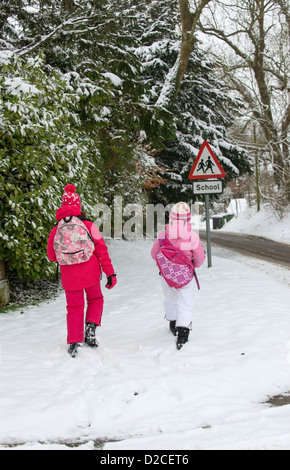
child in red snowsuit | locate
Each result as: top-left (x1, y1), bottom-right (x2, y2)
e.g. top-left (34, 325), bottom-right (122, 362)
top-left (47, 184), bottom-right (116, 356)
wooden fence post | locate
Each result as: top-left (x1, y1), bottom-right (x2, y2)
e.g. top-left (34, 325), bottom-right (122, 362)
top-left (0, 260), bottom-right (10, 308)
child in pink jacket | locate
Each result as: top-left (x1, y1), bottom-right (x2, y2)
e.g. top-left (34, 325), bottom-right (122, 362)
top-left (47, 184), bottom-right (116, 357)
top-left (151, 202), bottom-right (205, 349)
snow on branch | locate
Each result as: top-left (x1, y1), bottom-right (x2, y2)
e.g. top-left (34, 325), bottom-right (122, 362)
top-left (16, 14), bottom-right (104, 57)
top-left (156, 58), bottom-right (180, 109)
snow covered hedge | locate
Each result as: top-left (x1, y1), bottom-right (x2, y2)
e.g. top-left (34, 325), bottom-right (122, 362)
top-left (0, 52), bottom-right (164, 281)
top-left (0, 53), bottom-right (100, 280)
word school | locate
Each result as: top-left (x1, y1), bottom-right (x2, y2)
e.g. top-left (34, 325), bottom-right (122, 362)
top-left (193, 180), bottom-right (223, 195)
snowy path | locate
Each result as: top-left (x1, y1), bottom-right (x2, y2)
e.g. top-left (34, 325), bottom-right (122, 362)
top-left (0, 240), bottom-right (290, 450)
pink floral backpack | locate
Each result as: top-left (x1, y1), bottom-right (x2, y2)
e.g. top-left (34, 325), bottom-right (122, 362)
top-left (156, 235), bottom-right (200, 290)
top-left (53, 216), bottom-right (95, 265)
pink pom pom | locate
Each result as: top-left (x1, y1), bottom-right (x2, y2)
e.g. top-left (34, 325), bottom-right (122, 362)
top-left (64, 184), bottom-right (76, 193)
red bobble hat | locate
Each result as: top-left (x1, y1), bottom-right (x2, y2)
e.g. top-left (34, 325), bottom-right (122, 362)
top-left (62, 184), bottom-right (81, 209)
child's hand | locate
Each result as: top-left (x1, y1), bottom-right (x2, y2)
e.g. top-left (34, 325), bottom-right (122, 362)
top-left (105, 274), bottom-right (117, 290)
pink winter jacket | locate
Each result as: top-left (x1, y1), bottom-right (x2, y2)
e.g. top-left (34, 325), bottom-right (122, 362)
top-left (151, 220), bottom-right (205, 268)
top-left (47, 206), bottom-right (114, 291)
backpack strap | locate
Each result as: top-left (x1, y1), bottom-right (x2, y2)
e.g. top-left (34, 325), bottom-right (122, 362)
top-left (159, 233), bottom-right (172, 248)
top-left (58, 216), bottom-right (95, 244)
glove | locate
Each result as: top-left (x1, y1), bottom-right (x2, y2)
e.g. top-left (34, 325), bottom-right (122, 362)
top-left (105, 273), bottom-right (117, 290)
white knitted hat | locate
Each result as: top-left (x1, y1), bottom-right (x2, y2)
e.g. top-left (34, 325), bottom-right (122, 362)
top-left (170, 202), bottom-right (191, 222)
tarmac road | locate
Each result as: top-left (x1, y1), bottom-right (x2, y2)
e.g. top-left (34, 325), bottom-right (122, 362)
top-left (199, 230), bottom-right (290, 268)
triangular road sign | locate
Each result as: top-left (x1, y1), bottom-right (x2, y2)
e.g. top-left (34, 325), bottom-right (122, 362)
top-left (189, 141), bottom-right (226, 180)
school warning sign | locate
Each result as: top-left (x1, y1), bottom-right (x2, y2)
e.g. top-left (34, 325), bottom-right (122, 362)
top-left (189, 141), bottom-right (226, 180)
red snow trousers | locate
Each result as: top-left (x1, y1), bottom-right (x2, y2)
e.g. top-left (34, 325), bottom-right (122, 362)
top-left (65, 281), bottom-right (104, 344)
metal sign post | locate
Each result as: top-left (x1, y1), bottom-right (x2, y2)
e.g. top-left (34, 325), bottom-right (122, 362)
top-left (204, 194), bottom-right (212, 268)
top-left (193, 181), bottom-right (222, 268)
top-left (189, 141), bottom-right (226, 268)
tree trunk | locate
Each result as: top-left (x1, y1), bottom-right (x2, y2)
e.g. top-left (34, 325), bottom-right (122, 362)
top-left (176, 0), bottom-right (212, 96)
top-left (277, 0), bottom-right (290, 201)
top-left (199, 0), bottom-right (290, 203)
top-left (0, 261), bottom-right (10, 308)
top-left (156, 0), bottom-right (212, 107)
top-left (253, 124), bottom-right (261, 212)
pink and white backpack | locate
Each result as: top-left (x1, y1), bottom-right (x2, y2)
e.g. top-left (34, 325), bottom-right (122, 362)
top-left (156, 235), bottom-right (200, 290)
top-left (53, 216), bottom-right (95, 266)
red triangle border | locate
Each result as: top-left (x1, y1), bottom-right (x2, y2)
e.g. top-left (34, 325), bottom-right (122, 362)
top-left (189, 141), bottom-right (226, 180)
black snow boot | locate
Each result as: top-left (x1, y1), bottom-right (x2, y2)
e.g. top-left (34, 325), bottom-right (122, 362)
top-left (176, 327), bottom-right (190, 350)
top-left (169, 321), bottom-right (177, 336)
top-left (85, 322), bottom-right (98, 347)
top-left (68, 343), bottom-right (80, 358)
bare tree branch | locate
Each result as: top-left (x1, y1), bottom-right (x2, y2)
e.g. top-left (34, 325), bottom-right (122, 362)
top-left (199, 0), bottom-right (289, 199)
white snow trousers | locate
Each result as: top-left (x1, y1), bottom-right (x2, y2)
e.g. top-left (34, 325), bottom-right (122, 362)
top-left (161, 277), bottom-right (194, 328)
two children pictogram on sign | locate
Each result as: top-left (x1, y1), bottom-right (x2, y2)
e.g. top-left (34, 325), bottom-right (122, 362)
top-left (197, 157), bottom-right (215, 174)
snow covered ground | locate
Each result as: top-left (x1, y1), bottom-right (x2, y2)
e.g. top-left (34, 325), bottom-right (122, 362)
top-left (193, 200), bottom-right (290, 245)
top-left (221, 201), bottom-right (290, 245)
top-left (0, 209), bottom-right (290, 450)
